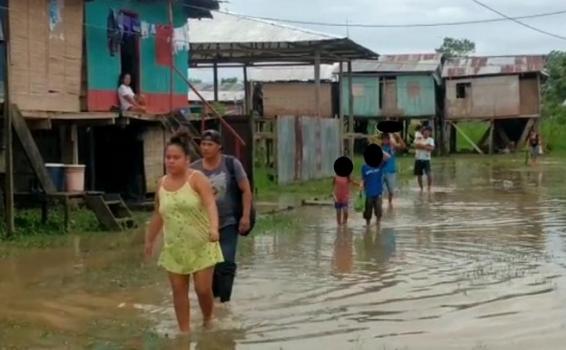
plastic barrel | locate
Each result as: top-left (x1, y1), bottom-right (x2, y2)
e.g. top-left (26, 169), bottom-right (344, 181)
top-left (45, 163), bottom-right (65, 192)
top-left (64, 164), bottom-right (86, 192)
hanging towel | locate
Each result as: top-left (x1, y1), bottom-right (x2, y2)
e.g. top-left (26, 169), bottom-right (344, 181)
top-left (173, 24), bottom-right (190, 54)
top-left (106, 9), bottom-right (120, 56)
top-left (155, 24), bottom-right (173, 66)
top-left (140, 21), bottom-right (149, 39)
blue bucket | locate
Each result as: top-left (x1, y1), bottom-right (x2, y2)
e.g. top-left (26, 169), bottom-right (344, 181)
top-left (45, 163), bottom-right (65, 192)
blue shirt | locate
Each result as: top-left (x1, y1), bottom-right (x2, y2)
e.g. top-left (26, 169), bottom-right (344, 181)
top-left (362, 164), bottom-right (384, 197)
top-left (382, 145), bottom-right (396, 174)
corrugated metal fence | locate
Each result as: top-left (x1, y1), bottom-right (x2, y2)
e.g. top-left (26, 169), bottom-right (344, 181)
top-left (277, 116), bottom-right (341, 185)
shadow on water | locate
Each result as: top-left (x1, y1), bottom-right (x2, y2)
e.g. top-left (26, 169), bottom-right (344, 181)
top-left (2, 156), bottom-right (566, 349)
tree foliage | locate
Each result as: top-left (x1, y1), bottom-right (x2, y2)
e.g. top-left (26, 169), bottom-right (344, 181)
top-left (436, 37), bottom-right (476, 58)
top-left (542, 50), bottom-right (566, 122)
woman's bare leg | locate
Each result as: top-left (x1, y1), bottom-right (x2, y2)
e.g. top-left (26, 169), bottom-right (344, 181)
top-left (193, 266), bottom-right (215, 327)
top-left (168, 273), bottom-right (191, 333)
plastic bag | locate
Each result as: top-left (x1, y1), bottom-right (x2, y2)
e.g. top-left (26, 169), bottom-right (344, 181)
top-left (354, 192), bottom-right (365, 213)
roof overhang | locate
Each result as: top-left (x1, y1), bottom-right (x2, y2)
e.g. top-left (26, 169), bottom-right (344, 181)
top-left (189, 12), bottom-right (377, 66)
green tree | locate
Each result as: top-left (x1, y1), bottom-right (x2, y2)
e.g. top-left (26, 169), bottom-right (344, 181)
top-left (188, 78), bottom-right (202, 84)
top-left (542, 50), bottom-right (566, 122)
top-left (436, 37), bottom-right (476, 58)
top-left (221, 77), bottom-right (238, 85)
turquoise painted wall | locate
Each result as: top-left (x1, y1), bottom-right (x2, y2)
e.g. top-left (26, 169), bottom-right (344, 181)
top-left (85, 0), bottom-right (188, 94)
top-left (341, 76), bottom-right (380, 117)
top-left (396, 75), bottom-right (436, 117)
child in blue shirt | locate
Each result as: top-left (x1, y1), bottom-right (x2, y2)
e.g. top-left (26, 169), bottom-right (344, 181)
top-left (361, 152), bottom-right (390, 226)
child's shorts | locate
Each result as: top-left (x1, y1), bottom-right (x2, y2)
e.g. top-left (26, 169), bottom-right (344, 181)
top-left (334, 202), bottom-right (348, 210)
top-left (363, 196), bottom-right (383, 221)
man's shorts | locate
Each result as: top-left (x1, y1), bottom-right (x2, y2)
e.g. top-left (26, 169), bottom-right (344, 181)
top-left (414, 160), bottom-right (431, 176)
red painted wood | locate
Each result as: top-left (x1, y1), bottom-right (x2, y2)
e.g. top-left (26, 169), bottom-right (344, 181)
top-left (87, 90), bottom-right (187, 113)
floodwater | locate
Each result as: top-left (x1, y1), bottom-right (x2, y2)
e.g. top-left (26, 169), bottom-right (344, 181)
top-left (2, 156), bottom-right (566, 349)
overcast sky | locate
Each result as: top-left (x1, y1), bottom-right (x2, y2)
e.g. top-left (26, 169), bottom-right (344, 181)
top-left (191, 0), bottom-right (566, 82)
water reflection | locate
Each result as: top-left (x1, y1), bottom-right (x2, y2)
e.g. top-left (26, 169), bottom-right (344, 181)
top-left (2, 157), bottom-right (566, 349)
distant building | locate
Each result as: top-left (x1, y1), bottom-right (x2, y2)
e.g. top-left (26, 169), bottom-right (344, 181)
top-left (442, 55), bottom-right (547, 153)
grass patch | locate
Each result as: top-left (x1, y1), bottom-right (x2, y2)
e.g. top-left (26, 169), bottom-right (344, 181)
top-left (541, 118), bottom-right (566, 153)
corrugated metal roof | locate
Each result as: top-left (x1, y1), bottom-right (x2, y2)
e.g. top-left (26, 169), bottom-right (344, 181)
top-left (442, 55), bottom-right (547, 78)
top-left (190, 12), bottom-right (338, 44)
top-left (188, 90), bottom-right (244, 102)
top-left (189, 12), bottom-right (377, 64)
top-left (335, 54), bottom-right (443, 74)
top-left (248, 64), bottom-right (338, 82)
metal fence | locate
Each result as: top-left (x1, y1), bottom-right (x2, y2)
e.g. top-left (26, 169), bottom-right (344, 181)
top-left (276, 116), bottom-right (341, 185)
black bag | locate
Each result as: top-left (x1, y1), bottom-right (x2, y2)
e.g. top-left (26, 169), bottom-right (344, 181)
top-left (225, 156), bottom-right (256, 236)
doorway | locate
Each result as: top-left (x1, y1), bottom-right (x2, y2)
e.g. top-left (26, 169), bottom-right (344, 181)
top-left (120, 10), bottom-right (140, 93)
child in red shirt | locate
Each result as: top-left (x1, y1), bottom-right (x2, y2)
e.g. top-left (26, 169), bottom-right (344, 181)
top-left (333, 175), bottom-right (358, 226)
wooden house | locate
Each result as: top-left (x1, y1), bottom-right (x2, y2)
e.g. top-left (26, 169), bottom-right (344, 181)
top-left (338, 54), bottom-right (443, 119)
top-left (1, 0), bottom-right (219, 202)
top-left (442, 55), bottom-right (547, 153)
top-left (248, 65), bottom-right (338, 119)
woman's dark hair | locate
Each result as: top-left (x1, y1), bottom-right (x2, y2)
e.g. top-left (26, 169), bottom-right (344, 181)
top-left (167, 128), bottom-right (192, 156)
top-left (118, 72), bottom-right (130, 87)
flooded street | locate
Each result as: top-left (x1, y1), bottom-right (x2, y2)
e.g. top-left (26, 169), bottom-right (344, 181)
top-left (2, 156), bottom-right (566, 349)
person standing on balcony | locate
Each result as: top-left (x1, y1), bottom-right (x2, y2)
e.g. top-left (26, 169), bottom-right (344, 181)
top-left (190, 130), bottom-right (253, 305)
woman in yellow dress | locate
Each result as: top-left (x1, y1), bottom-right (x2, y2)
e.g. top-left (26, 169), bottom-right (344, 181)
top-left (145, 129), bottom-right (224, 333)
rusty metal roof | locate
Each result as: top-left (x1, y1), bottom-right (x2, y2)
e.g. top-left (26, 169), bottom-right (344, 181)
top-left (336, 54), bottom-right (443, 74)
top-left (442, 55), bottom-right (547, 78)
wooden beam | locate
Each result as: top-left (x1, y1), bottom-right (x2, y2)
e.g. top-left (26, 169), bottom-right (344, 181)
top-left (213, 63), bottom-right (219, 102)
top-left (338, 61), bottom-right (344, 154)
top-left (70, 124), bottom-right (79, 164)
top-left (518, 118), bottom-right (536, 149)
top-left (478, 124), bottom-right (492, 148)
top-left (11, 106), bottom-right (56, 193)
top-left (448, 121), bottom-right (484, 154)
top-left (347, 61), bottom-right (354, 157)
top-left (27, 119), bottom-right (52, 130)
top-left (3, 14), bottom-right (15, 236)
top-left (314, 50), bottom-right (321, 118)
top-left (488, 119), bottom-right (495, 154)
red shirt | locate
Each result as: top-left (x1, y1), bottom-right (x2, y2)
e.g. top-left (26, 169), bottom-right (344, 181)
top-left (334, 176), bottom-right (350, 203)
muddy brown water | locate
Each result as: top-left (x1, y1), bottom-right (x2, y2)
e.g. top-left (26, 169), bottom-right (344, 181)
top-left (2, 157), bottom-right (566, 349)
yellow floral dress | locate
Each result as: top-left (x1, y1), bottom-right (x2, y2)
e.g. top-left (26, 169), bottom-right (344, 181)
top-left (157, 175), bottom-right (223, 275)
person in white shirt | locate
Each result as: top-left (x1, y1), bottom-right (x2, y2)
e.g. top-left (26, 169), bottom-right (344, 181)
top-left (118, 73), bottom-right (146, 113)
top-left (414, 126), bottom-right (435, 191)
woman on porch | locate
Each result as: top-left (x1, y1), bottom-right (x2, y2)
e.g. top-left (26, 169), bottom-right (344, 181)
top-left (118, 73), bottom-right (147, 113)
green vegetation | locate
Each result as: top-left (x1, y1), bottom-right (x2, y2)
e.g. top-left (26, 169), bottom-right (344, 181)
top-left (436, 37), bottom-right (476, 58)
top-left (455, 122), bottom-right (490, 152)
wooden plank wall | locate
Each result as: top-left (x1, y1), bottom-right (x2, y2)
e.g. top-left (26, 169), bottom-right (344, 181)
top-left (263, 83), bottom-right (333, 118)
top-left (143, 125), bottom-right (166, 193)
top-left (9, 0), bottom-right (83, 113)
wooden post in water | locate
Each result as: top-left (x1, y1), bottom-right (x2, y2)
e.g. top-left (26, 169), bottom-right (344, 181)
top-left (3, 10), bottom-right (15, 236)
top-left (168, 0), bottom-right (174, 114)
top-left (338, 62), bottom-right (344, 155)
top-left (347, 61), bottom-right (354, 157)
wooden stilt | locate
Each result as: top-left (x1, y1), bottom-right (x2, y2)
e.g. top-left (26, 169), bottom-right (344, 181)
top-left (518, 118), bottom-right (536, 150)
top-left (488, 119), bottom-right (495, 154)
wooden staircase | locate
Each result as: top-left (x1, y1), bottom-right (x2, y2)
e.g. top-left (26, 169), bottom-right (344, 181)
top-left (161, 111), bottom-right (202, 160)
top-left (85, 193), bottom-right (137, 231)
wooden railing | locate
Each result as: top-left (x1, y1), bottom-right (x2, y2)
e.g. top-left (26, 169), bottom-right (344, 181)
top-left (171, 66), bottom-right (246, 158)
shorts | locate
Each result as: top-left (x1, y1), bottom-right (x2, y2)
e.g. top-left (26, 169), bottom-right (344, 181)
top-left (334, 202), bottom-right (348, 210)
top-left (530, 145), bottom-right (541, 158)
top-left (363, 196), bottom-right (383, 221)
top-left (383, 173), bottom-right (396, 195)
top-left (414, 160), bottom-right (431, 176)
